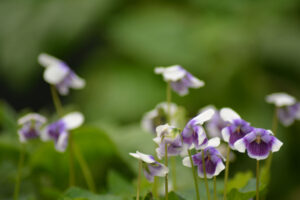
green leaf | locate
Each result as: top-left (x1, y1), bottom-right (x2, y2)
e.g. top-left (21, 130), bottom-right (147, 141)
top-left (60, 187), bottom-right (123, 200)
top-left (168, 191), bottom-right (185, 200)
top-left (107, 170), bottom-right (134, 196)
top-left (227, 171), bottom-right (253, 192)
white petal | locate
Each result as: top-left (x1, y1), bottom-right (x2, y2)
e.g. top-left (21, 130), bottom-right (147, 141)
top-left (155, 65), bottom-right (186, 81)
top-left (155, 164), bottom-right (169, 177)
top-left (193, 108), bottom-right (215, 125)
top-left (62, 112), bottom-right (84, 130)
top-left (207, 137), bottom-right (220, 147)
top-left (266, 92), bottom-right (296, 107)
top-left (18, 130), bottom-right (27, 143)
top-left (182, 156), bottom-right (192, 168)
top-left (271, 138), bottom-right (283, 152)
top-left (214, 161), bottom-right (225, 177)
top-left (70, 74), bottom-right (86, 89)
top-left (44, 65), bottom-right (68, 84)
top-left (40, 127), bottom-right (50, 141)
top-left (156, 124), bottom-right (172, 138)
top-left (221, 128), bottom-right (230, 142)
top-left (154, 67), bottom-right (165, 74)
top-left (129, 152), bottom-right (140, 159)
top-left (136, 151), bottom-right (155, 163)
top-left (38, 53), bottom-right (62, 67)
top-left (234, 139), bottom-right (246, 153)
top-left (18, 113), bottom-right (47, 125)
top-left (198, 105), bottom-right (216, 115)
top-left (56, 131), bottom-right (69, 152)
top-left (190, 76), bottom-right (205, 88)
top-left (153, 137), bottom-right (162, 144)
top-left (220, 108), bottom-right (241, 123)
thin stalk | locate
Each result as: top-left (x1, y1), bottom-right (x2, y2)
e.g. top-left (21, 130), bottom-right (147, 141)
top-left (50, 85), bottom-right (63, 117)
top-left (14, 144), bottom-right (25, 200)
top-left (271, 108), bottom-right (278, 136)
top-left (165, 143), bottom-right (169, 200)
top-left (69, 133), bottom-right (75, 186)
top-left (136, 160), bottom-right (142, 200)
top-left (202, 151), bottom-right (211, 200)
top-left (188, 150), bottom-right (200, 200)
top-left (213, 176), bottom-right (217, 200)
top-left (171, 157), bottom-right (176, 191)
top-left (152, 177), bottom-right (158, 199)
top-left (166, 81), bottom-right (171, 123)
top-left (73, 142), bottom-right (96, 192)
top-left (223, 145), bottom-right (230, 200)
top-left (256, 160), bottom-right (260, 200)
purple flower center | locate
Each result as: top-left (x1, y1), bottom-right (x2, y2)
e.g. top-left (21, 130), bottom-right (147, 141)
top-left (48, 120), bottom-right (66, 142)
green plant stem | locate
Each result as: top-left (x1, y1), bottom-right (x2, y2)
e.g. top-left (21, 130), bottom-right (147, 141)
top-left (202, 151), bottom-right (211, 200)
top-left (14, 144), bottom-right (25, 200)
top-left (188, 150), bottom-right (200, 200)
top-left (73, 142), bottom-right (96, 192)
top-left (69, 133), bottom-right (75, 187)
top-left (165, 144), bottom-right (169, 200)
top-left (136, 160), bottom-right (142, 200)
top-left (50, 85), bottom-right (63, 117)
top-left (171, 157), bottom-right (177, 191)
top-left (166, 81), bottom-right (171, 123)
top-left (223, 145), bottom-right (230, 200)
top-left (152, 177), bottom-right (158, 199)
top-left (213, 176), bottom-right (217, 200)
top-left (256, 160), bottom-right (260, 200)
top-left (272, 108), bottom-right (278, 136)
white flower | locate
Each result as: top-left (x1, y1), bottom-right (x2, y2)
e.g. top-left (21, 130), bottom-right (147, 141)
top-left (266, 92), bottom-right (296, 107)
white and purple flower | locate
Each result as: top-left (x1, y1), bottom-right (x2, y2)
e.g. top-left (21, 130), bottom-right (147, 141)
top-left (155, 65), bottom-right (204, 96)
top-left (129, 151), bottom-right (169, 182)
top-left (266, 92), bottom-right (300, 126)
top-left (153, 124), bottom-right (183, 159)
top-left (220, 108), bottom-right (253, 150)
top-left (182, 138), bottom-right (225, 178)
top-left (41, 112), bottom-right (84, 152)
top-left (234, 128), bottom-right (283, 160)
top-left (141, 102), bottom-right (185, 135)
top-left (38, 53), bottom-right (86, 95)
top-left (181, 108), bottom-right (215, 150)
top-left (18, 113), bottom-right (47, 143)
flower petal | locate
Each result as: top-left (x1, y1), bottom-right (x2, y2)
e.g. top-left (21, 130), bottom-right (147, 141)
top-left (220, 108), bottom-right (241, 123)
top-left (266, 92), bottom-right (296, 107)
top-left (214, 161), bottom-right (225, 177)
top-left (193, 108), bottom-right (215, 125)
top-left (18, 113), bottom-right (47, 125)
top-left (182, 156), bottom-right (192, 168)
top-left (70, 74), bottom-right (86, 89)
top-left (207, 137), bottom-right (220, 147)
top-left (44, 64), bottom-right (68, 84)
top-left (55, 131), bottom-right (69, 152)
top-left (155, 65), bottom-right (186, 81)
top-left (221, 127), bottom-right (230, 143)
top-left (130, 151), bottom-right (155, 164)
top-left (271, 137), bottom-right (283, 152)
top-left (62, 112), bottom-right (84, 130)
top-left (234, 138), bottom-right (246, 153)
top-left (38, 53), bottom-right (62, 67)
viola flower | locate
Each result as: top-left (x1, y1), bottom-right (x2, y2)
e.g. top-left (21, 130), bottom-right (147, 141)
top-left (38, 53), bottom-right (86, 95)
top-left (182, 138), bottom-right (225, 178)
top-left (41, 112), bottom-right (84, 152)
top-left (220, 108), bottom-right (253, 150)
top-left (155, 65), bottom-right (204, 96)
top-left (199, 106), bottom-right (227, 138)
top-left (18, 113), bottom-right (47, 143)
top-left (129, 151), bottom-right (169, 182)
top-left (181, 108), bottom-right (215, 150)
top-left (266, 92), bottom-right (300, 126)
top-left (153, 124), bottom-right (183, 159)
top-left (141, 102), bottom-right (185, 135)
top-left (234, 128), bottom-right (283, 160)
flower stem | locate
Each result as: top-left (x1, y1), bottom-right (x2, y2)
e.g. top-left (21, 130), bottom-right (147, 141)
top-left (73, 142), bottom-right (96, 192)
top-left (136, 160), bottom-right (142, 200)
top-left (202, 150), bottom-right (211, 200)
top-left (272, 108), bottom-right (278, 136)
top-left (152, 177), bottom-right (158, 199)
top-left (213, 176), bottom-right (217, 200)
top-left (14, 144), bottom-right (25, 200)
top-left (165, 143), bottom-right (169, 200)
top-left (166, 81), bottom-right (171, 123)
top-left (50, 85), bottom-right (63, 117)
top-left (256, 160), bottom-right (260, 200)
top-left (188, 150), bottom-right (200, 200)
top-left (69, 133), bottom-right (75, 187)
top-left (223, 145), bottom-right (230, 200)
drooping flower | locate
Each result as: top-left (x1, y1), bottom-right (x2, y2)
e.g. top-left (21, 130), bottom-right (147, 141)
top-left (153, 124), bottom-right (183, 159)
top-left (41, 112), bottom-right (84, 152)
top-left (182, 138), bottom-right (225, 178)
top-left (181, 108), bottom-right (215, 150)
top-left (266, 92), bottom-right (300, 126)
top-left (220, 108), bottom-right (253, 150)
top-left (141, 102), bottom-right (185, 135)
top-left (234, 128), bottom-right (283, 160)
top-left (199, 105), bottom-right (227, 138)
top-left (17, 113), bottom-right (47, 143)
top-left (155, 65), bottom-right (204, 96)
top-left (129, 151), bottom-right (169, 182)
top-left (38, 53), bottom-right (86, 95)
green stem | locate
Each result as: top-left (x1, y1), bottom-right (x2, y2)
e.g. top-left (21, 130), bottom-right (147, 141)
top-left (223, 145), bottom-right (230, 200)
top-left (213, 176), bottom-right (217, 200)
top-left (202, 150), bottom-right (211, 200)
top-left (272, 108), bottom-right (278, 136)
top-left (50, 85), bottom-right (63, 117)
top-left (73, 142), bottom-right (96, 192)
top-left (69, 133), bottom-right (75, 187)
top-left (152, 177), bottom-right (158, 199)
top-left (136, 160), bottom-right (142, 200)
top-left (165, 143), bottom-right (169, 200)
top-left (256, 160), bottom-right (260, 200)
top-left (188, 150), bottom-right (200, 200)
top-left (14, 144), bottom-right (25, 200)
top-left (166, 81), bottom-right (171, 123)
top-left (171, 157), bottom-right (177, 191)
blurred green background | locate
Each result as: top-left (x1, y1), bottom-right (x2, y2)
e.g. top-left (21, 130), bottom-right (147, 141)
top-left (0, 0), bottom-right (300, 199)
